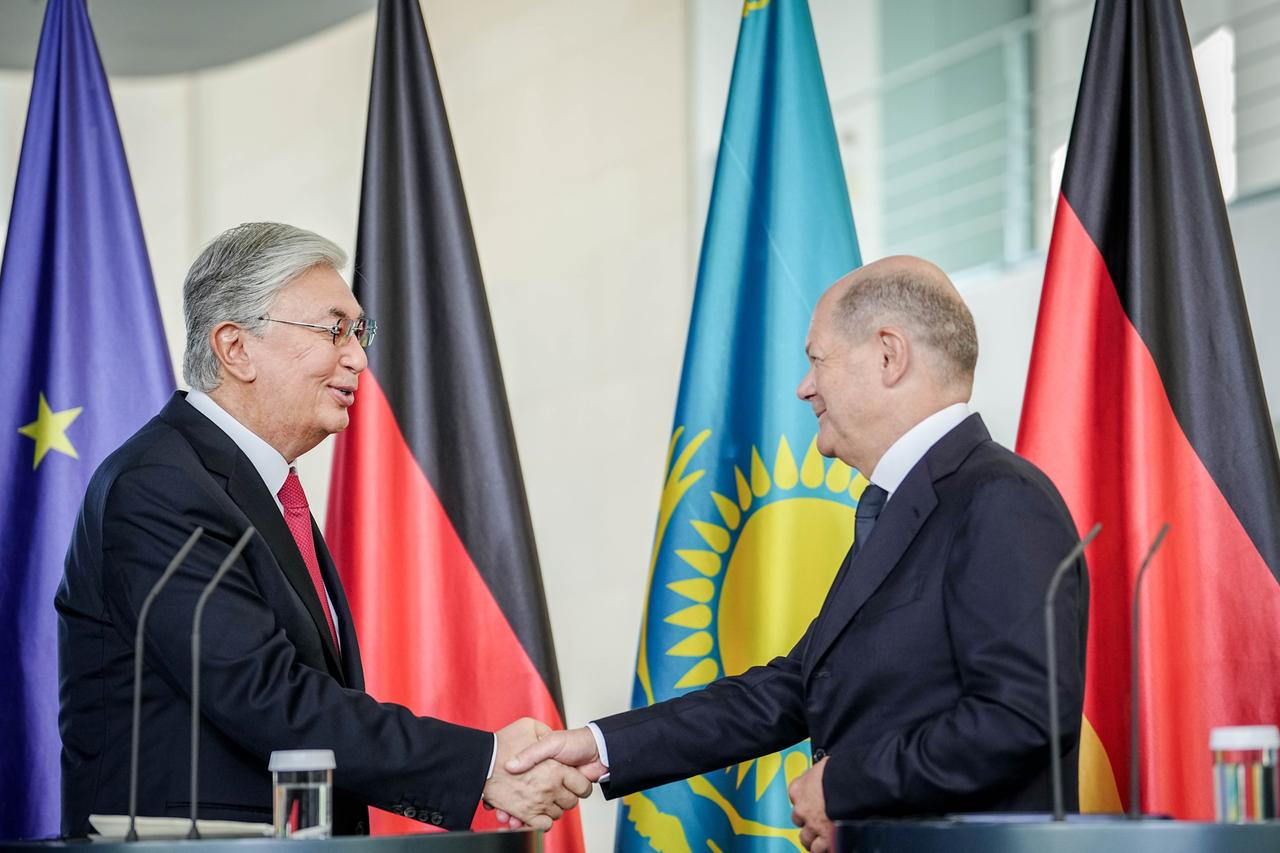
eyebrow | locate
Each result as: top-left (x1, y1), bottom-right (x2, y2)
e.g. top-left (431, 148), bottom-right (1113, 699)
top-left (326, 306), bottom-right (366, 321)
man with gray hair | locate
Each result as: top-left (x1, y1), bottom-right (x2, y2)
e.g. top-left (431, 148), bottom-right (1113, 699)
top-left (57, 223), bottom-right (589, 837)
top-left (505, 256), bottom-right (1088, 852)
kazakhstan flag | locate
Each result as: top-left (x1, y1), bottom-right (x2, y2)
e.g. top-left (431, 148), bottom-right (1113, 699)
top-left (616, 1), bottom-right (862, 851)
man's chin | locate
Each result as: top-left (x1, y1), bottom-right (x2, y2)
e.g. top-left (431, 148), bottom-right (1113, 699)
top-left (324, 411), bottom-right (351, 435)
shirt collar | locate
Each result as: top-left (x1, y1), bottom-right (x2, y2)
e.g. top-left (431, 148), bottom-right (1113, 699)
top-left (185, 389), bottom-right (291, 508)
top-left (869, 402), bottom-right (971, 499)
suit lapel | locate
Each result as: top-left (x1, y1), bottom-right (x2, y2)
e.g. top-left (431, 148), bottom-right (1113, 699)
top-left (226, 462), bottom-right (346, 681)
top-left (313, 518), bottom-right (364, 690)
top-left (803, 479), bottom-right (937, 677)
top-left (804, 543), bottom-right (855, 660)
top-left (161, 392), bottom-right (346, 682)
top-left (802, 413), bottom-right (993, 678)
top-left (825, 543), bottom-right (858, 608)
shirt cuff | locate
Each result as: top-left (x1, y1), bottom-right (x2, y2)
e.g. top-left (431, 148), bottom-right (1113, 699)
top-left (486, 732), bottom-right (497, 779)
top-left (586, 721), bottom-right (611, 782)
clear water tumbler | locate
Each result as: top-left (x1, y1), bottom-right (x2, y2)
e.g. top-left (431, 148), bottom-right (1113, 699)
top-left (270, 749), bottom-right (335, 839)
top-left (1211, 725), bottom-right (1278, 823)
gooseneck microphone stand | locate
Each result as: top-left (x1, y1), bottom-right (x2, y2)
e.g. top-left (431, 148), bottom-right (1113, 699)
top-left (126, 527), bottom-right (206, 842)
top-left (1128, 523), bottom-right (1170, 819)
top-left (187, 526), bottom-right (258, 840)
top-left (1045, 522), bottom-right (1101, 822)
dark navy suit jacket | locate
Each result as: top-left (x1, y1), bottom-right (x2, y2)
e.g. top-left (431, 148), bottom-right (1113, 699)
top-left (597, 414), bottom-right (1088, 818)
top-left (57, 392), bottom-right (492, 837)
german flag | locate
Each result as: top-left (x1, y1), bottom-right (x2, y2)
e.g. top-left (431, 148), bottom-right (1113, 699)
top-left (1016, 0), bottom-right (1280, 818)
top-left (325, 1), bottom-right (583, 848)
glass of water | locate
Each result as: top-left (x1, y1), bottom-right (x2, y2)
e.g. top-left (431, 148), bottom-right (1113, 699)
top-left (269, 749), bottom-right (335, 839)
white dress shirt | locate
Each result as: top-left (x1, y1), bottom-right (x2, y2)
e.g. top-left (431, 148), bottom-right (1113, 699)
top-left (868, 402), bottom-right (971, 500)
top-left (587, 402), bottom-right (974, 774)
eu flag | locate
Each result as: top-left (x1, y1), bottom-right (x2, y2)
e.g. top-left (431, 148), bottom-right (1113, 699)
top-left (0, 0), bottom-right (173, 839)
top-left (616, 1), bottom-right (861, 850)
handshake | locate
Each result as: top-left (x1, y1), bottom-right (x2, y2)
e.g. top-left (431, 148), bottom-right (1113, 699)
top-left (481, 719), bottom-right (835, 851)
top-left (480, 720), bottom-right (605, 831)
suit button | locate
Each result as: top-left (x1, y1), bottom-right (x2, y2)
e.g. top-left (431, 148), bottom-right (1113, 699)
top-left (403, 807), bottom-right (417, 819)
top-left (356, 822), bottom-right (367, 834)
top-left (430, 813), bottom-right (443, 826)
top-left (812, 748), bottom-right (827, 762)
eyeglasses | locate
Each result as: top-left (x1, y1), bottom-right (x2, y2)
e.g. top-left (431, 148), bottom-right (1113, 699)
top-left (258, 315), bottom-right (377, 348)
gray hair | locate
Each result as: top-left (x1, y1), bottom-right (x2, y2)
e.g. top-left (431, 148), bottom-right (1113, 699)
top-left (181, 222), bottom-right (347, 391)
top-left (835, 266), bottom-right (978, 385)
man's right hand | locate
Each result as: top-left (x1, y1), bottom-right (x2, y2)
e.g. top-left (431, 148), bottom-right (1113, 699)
top-left (482, 718), bottom-right (592, 831)
top-left (505, 726), bottom-right (608, 780)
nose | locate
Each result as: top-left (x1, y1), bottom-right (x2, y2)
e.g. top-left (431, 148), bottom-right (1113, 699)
top-left (340, 336), bottom-right (368, 373)
top-left (797, 366), bottom-right (816, 401)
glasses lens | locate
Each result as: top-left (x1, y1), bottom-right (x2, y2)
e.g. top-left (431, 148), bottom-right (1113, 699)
top-left (356, 318), bottom-right (376, 347)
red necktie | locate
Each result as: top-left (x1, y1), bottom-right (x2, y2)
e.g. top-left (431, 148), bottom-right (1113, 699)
top-left (277, 468), bottom-right (339, 652)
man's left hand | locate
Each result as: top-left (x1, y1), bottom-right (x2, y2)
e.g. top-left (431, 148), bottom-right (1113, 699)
top-left (788, 756), bottom-right (833, 852)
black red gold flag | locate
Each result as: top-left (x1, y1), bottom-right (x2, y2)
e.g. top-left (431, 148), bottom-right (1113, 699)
top-left (326, 2), bottom-right (582, 848)
top-left (1017, 0), bottom-right (1280, 818)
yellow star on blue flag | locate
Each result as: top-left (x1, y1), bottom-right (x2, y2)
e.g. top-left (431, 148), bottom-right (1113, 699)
top-left (17, 393), bottom-right (83, 469)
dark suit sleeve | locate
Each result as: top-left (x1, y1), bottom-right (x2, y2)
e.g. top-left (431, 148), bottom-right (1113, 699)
top-left (101, 464), bottom-right (492, 829)
top-left (822, 474), bottom-right (1086, 817)
top-left (596, 625), bottom-right (813, 798)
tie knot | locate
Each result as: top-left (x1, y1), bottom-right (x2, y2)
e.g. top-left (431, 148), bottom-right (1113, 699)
top-left (278, 469), bottom-right (309, 512)
top-left (856, 483), bottom-right (888, 522)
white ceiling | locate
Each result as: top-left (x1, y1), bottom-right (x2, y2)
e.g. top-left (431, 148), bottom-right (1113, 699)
top-left (0, 0), bottom-right (376, 75)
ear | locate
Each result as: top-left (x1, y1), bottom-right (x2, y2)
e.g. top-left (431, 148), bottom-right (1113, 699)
top-left (210, 322), bottom-right (256, 383)
top-left (877, 327), bottom-right (910, 387)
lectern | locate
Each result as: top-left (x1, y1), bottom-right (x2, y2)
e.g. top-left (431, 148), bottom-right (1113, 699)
top-left (0, 831), bottom-right (540, 853)
top-left (837, 818), bottom-right (1280, 853)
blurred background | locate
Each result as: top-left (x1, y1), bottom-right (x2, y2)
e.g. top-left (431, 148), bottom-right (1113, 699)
top-left (1, 0), bottom-right (1277, 847)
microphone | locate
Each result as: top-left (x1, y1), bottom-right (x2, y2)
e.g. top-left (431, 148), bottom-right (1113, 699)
top-left (187, 526), bottom-right (258, 839)
top-left (1045, 521), bottom-right (1101, 822)
top-left (1128, 523), bottom-right (1170, 820)
top-left (127, 527), bottom-right (206, 843)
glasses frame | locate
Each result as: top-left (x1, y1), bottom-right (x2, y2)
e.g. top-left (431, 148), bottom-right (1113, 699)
top-left (258, 315), bottom-right (377, 348)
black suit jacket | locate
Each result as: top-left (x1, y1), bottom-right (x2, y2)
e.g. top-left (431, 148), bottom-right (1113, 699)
top-left (597, 414), bottom-right (1088, 817)
top-left (57, 392), bottom-right (492, 837)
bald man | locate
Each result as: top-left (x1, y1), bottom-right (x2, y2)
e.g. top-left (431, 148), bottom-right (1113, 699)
top-left (508, 257), bottom-right (1089, 851)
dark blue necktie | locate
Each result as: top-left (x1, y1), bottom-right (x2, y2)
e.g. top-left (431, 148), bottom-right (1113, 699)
top-left (852, 484), bottom-right (889, 559)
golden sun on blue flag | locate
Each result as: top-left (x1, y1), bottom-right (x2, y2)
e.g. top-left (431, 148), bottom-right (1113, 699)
top-left (617, 1), bottom-right (862, 851)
